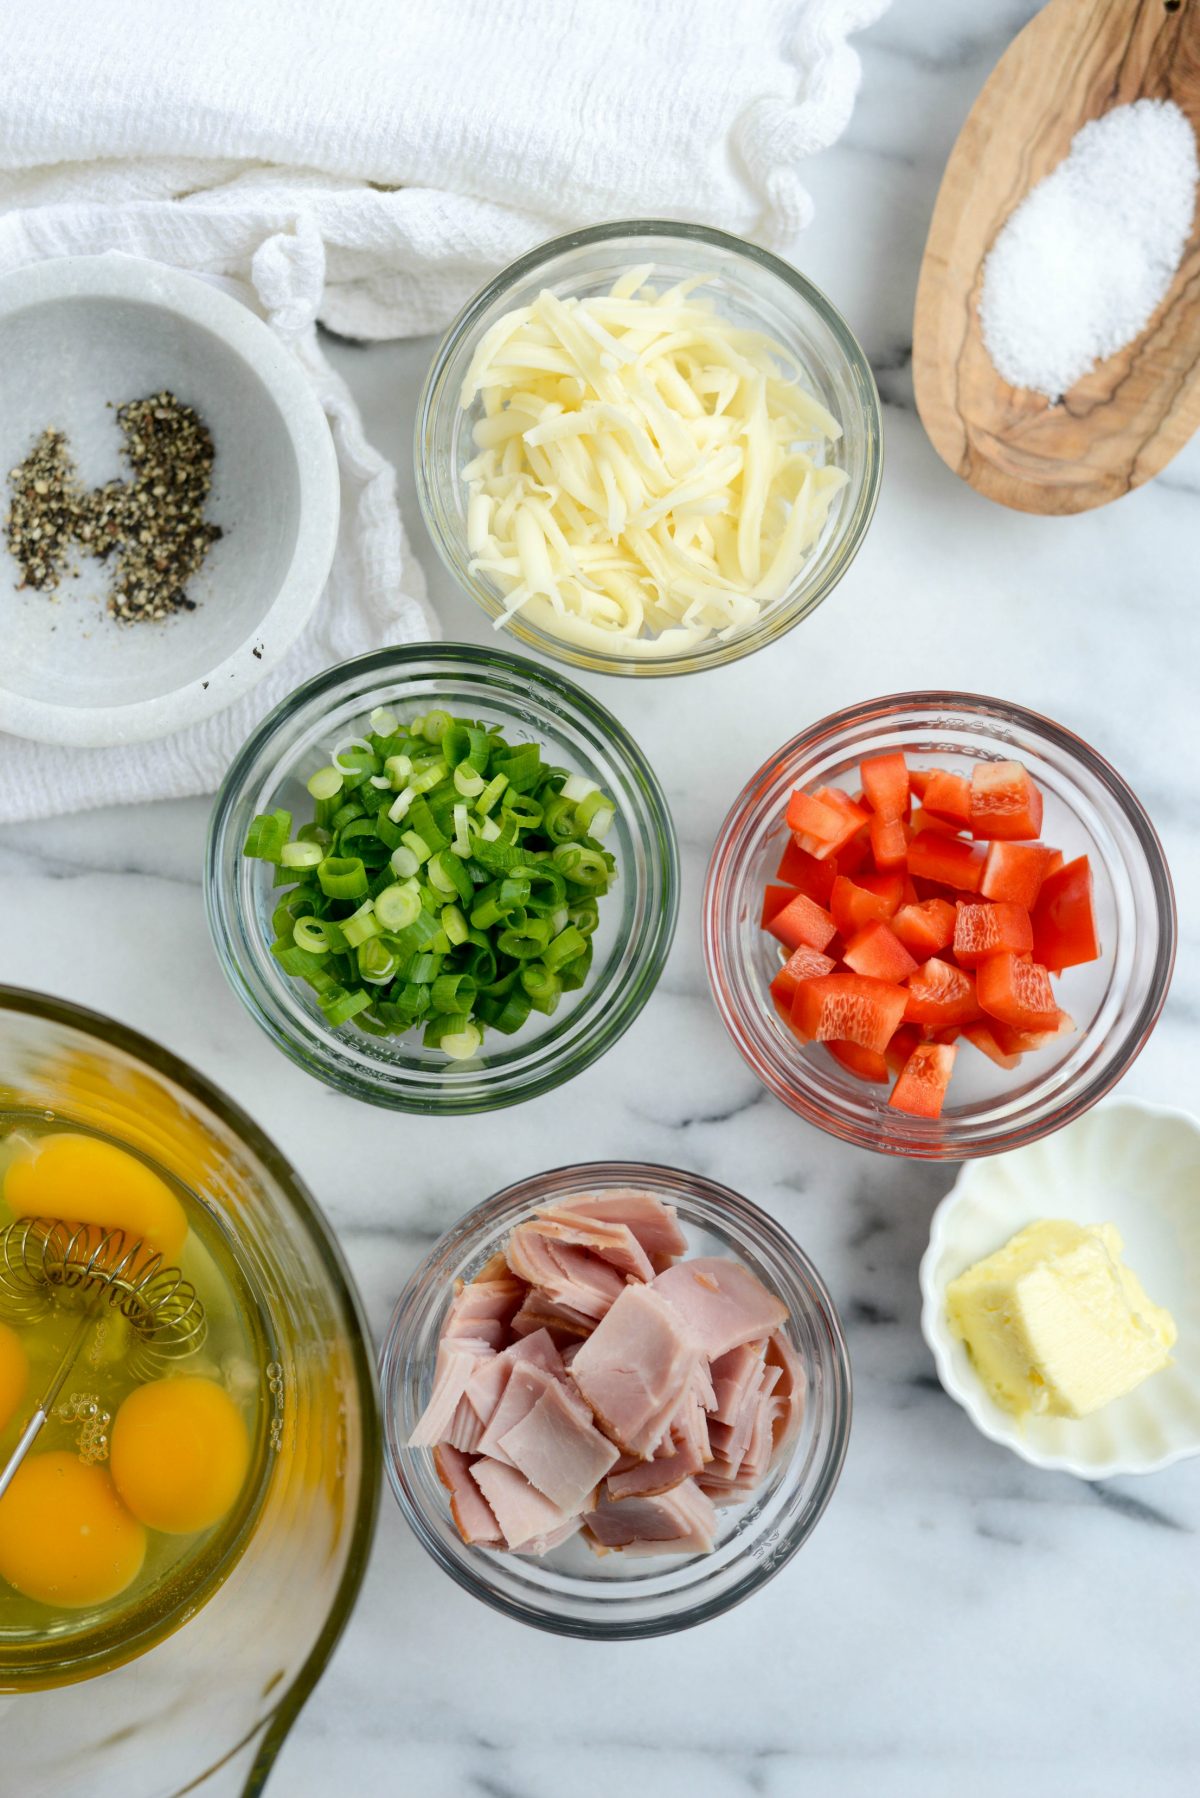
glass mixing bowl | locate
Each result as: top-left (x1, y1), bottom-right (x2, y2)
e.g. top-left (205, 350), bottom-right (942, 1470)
top-left (206, 644), bottom-right (678, 1113)
top-left (415, 220), bottom-right (882, 678)
top-left (703, 692), bottom-right (1176, 1159)
top-left (380, 1161), bottom-right (852, 1640)
top-left (0, 986), bottom-right (379, 1797)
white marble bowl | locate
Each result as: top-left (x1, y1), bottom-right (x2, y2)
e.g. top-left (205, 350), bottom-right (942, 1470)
top-left (920, 1098), bottom-right (1200, 1477)
top-left (0, 255), bottom-right (339, 747)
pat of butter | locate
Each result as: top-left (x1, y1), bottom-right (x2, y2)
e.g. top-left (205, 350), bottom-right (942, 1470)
top-left (946, 1220), bottom-right (1176, 1420)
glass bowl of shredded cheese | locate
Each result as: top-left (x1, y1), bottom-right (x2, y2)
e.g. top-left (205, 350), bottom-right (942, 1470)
top-left (416, 222), bottom-right (882, 677)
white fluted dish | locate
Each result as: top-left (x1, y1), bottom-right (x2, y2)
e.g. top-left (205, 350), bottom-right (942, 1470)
top-left (920, 1098), bottom-right (1200, 1477)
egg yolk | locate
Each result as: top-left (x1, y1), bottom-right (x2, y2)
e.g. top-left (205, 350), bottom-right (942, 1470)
top-left (111, 1376), bottom-right (251, 1536)
top-left (0, 1323), bottom-right (28, 1435)
top-left (0, 1451), bottom-right (146, 1608)
top-left (3, 1134), bottom-right (188, 1264)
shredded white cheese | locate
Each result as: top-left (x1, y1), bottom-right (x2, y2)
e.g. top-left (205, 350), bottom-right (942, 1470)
top-left (458, 268), bottom-right (848, 657)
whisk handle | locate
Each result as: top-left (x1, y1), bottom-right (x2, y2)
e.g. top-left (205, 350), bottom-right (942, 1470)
top-left (0, 1408), bottom-right (48, 1502)
top-left (0, 1304), bottom-right (100, 1498)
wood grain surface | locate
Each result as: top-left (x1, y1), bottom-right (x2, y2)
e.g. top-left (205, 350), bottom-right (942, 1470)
top-left (913, 0), bottom-right (1200, 514)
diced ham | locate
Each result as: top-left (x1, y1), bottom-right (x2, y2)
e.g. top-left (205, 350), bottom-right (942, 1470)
top-left (552, 1190), bottom-right (687, 1264)
top-left (713, 1361), bottom-right (781, 1467)
top-left (464, 1328), bottom-right (564, 1430)
top-left (605, 1407), bottom-right (707, 1499)
top-left (569, 1284), bottom-right (703, 1460)
top-left (506, 1225), bottom-right (628, 1320)
top-left (528, 1204), bottom-right (654, 1282)
top-left (433, 1444), bottom-right (501, 1546)
top-left (476, 1362), bottom-right (560, 1466)
top-left (469, 1457), bottom-right (573, 1552)
top-left (765, 1329), bottom-right (806, 1456)
top-left (710, 1339), bottom-right (768, 1425)
top-left (499, 1378), bottom-right (620, 1513)
top-left (442, 1272), bottom-right (526, 1346)
top-left (512, 1513), bottom-right (583, 1557)
top-left (419, 1198), bottom-right (794, 1562)
top-left (584, 1478), bottom-right (718, 1555)
top-left (408, 1338), bottom-right (495, 1448)
top-left (445, 1394), bottom-right (486, 1454)
top-left (510, 1288), bottom-right (597, 1343)
top-left (654, 1258), bottom-right (789, 1360)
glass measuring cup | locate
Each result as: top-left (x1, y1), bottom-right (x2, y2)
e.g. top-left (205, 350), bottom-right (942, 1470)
top-left (0, 985), bottom-right (380, 1796)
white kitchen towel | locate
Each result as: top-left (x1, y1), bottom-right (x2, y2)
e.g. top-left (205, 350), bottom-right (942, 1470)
top-left (0, 0), bottom-right (888, 822)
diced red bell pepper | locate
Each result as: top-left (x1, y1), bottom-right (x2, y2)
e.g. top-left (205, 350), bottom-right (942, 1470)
top-left (825, 1040), bottom-right (890, 1083)
top-left (980, 840), bottom-right (1053, 910)
top-left (962, 1020), bottom-right (1023, 1070)
top-left (909, 808), bottom-right (961, 839)
top-left (889, 1042), bottom-right (957, 1118)
top-left (830, 874), bottom-right (901, 938)
top-left (761, 883), bottom-right (796, 927)
top-left (926, 1025), bottom-right (962, 1045)
top-left (854, 870), bottom-right (907, 910)
top-left (976, 954), bottom-right (1058, 1032)
top-left (922, 769), bottom-right (972, 827)
top-left (776, 838), bottom-right (837, 905)
top-left (904, 957), bottom-right (981, 1029)
top-left (968, 761), bottom-right (1044, 841)
top-left (869, 815), bottom-right (910, 872)
top-left (769, 945), bottom-right (837, 1019)
top-left (790, 973), bottom-right (909, 1054)
top-left (1043, 849), bottom-right (1064, 878)
top-left (884, 1023), bottom-right (922, 1074)
top-left (842, 920), bottom-right (919, 984)
top-left (907, 832), bottom-right (985, 892)
top-left (860, 751), bottom-right (909, 823)
top-left (767, 890), bottom-right (837, 954)
top-left (892, 898), bottom-right (957, 961)
top-left (952, 901), bottom-right (1034, 967)
top-left (1030, 855), bottom-right (1100, 971)
top-left (990, 1010), bottom-right (1075, 1055)
top-left (789, 787), bottom-right (869, 861)
top-left (836, 828), bottom-right (873, 879)
top-left (785, 787), bottom-right (843, 842)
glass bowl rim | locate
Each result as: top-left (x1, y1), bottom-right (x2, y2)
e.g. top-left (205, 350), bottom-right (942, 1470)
top-left (414, 218), bottom-right (884, 680)
top-left (702, 687), bottom-right (1178, 1159)
top-left (205, 641), bottom-right (680, 1114)
top-left (378, 1157), bottom-right (853, 1640)
top-left (0, 982), bottom-right (381, 1775)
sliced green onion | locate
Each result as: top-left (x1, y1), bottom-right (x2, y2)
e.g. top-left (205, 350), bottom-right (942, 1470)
top-left (243, 809), bottom-right (293, 862)
top-left (342, 901), bottom-right (381, 947)
top-left (293, 916), bottom-right (333, 954)
top-left (281, 840), bottom-right (325, 870)
top-left (307, 766), bottom-right (344, 802)
top-left (374, 882), bottom-right (423, 932)
top-left (319, 985), bottom-right (373, 1027)
top-left (244, 703), bottom-right (619, 1060)
top-left (317, 855), bottom-right (369, 900)
top-left (453, 764), bottom-right (486, 798)
top-left (441, 903), bottom-right (469, 946)
top-left (389, 844), bottom-right (420, 879)
top-left (544, 924), bottom-right (587, 971)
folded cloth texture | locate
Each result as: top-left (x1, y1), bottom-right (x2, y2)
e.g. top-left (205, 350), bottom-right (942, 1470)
top-left (0, 0), bottom-right (888, 821)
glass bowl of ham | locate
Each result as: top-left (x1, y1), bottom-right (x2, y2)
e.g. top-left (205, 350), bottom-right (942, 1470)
top-left (415, 220), bottom-right (882, 677)
top-left (704, 692), bottom-right (1176, 1160)
top-left (380, 1162), bottom-right (851, 1638)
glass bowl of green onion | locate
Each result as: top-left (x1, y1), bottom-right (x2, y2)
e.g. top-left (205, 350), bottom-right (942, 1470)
top-left (205, 644), bottom-right (678, 1112)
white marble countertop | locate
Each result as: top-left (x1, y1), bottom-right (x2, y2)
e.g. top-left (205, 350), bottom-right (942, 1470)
top-left (3, 3), bottom-right (1198, 1792)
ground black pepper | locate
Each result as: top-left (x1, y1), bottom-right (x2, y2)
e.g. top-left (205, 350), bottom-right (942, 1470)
top-left (4, 391), bottom-right (223, 624)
